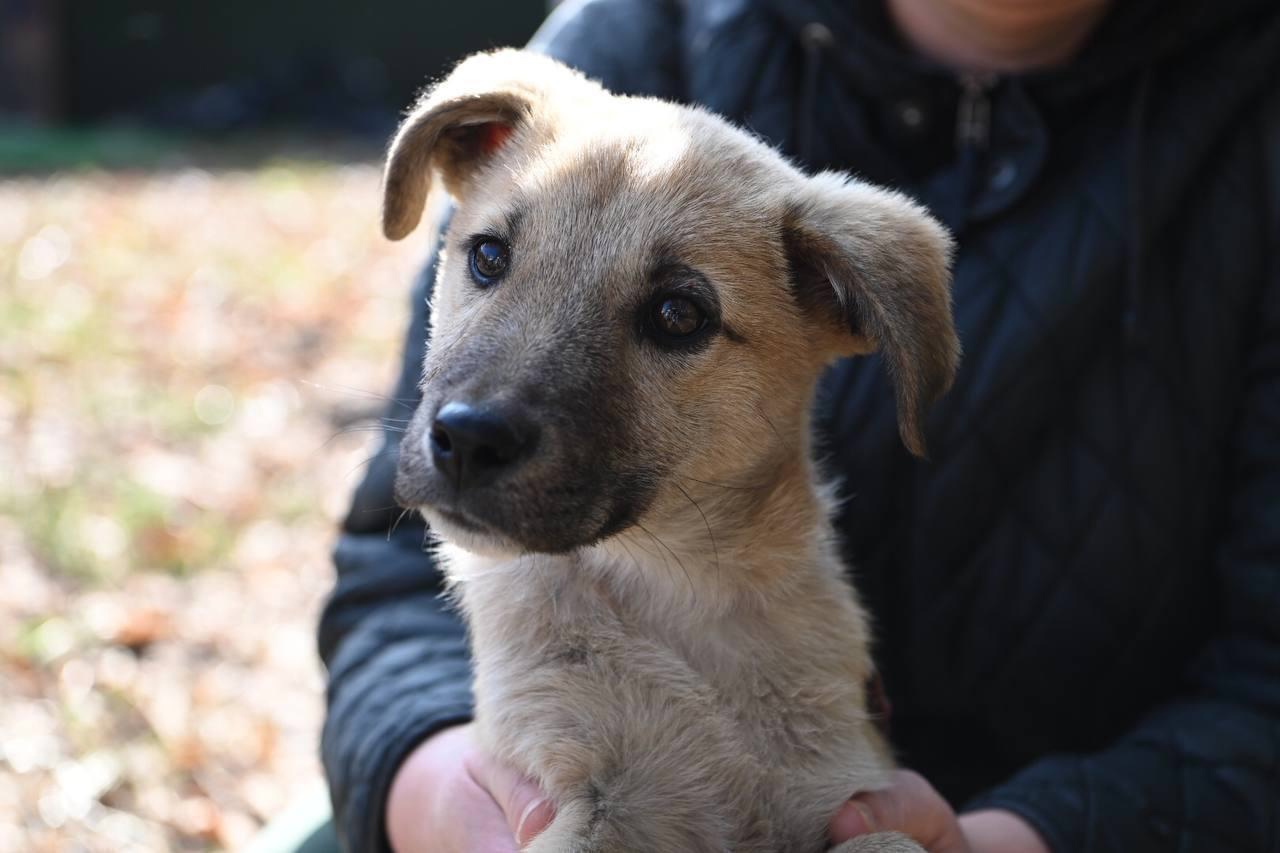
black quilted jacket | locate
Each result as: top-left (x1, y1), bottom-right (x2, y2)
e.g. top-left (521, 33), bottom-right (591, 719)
top-left (320, 1), bottom-right (1280, 850)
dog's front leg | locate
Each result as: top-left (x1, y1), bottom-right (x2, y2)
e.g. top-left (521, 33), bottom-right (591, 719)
top-left (475, 629), bottom-right (757, 853)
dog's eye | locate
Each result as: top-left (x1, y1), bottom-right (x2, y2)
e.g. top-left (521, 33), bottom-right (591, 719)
top-left (649, 295), bottom-right (707, 341)
top-left (469, 238), bottom-right (510, 285)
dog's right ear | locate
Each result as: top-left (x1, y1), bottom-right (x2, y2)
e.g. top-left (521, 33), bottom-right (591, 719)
top-left (383, 50), bottom-right (564, 240)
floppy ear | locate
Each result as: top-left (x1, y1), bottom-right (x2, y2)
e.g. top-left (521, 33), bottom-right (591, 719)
top-left (782, 173), bottom-right (960, 456)
top-left (382, 50), bottom-right (572, 240)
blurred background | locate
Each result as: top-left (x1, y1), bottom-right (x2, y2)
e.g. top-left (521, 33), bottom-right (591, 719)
top-left (1, 2), bottom-right (548, 850)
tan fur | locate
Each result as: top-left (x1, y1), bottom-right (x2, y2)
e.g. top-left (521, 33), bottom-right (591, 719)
top-left (384, 50), bottom-right (959, 852)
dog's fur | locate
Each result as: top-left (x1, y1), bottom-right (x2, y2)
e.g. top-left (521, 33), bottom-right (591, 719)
top-left (384, 50), bottom-right (959, 853)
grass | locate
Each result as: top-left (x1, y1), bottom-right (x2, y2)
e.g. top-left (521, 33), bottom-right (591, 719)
top-left (0, 125), bottom-right (187, 174)
top-left (0, 123), bottom-right (386, 176)
top-left (0, 132), bottom-right (423, 851)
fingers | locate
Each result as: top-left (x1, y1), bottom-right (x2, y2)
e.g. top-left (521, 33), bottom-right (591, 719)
top-left (387, 726), bottom-right (522, 853)
top-left (831, 769), bottom-right (930, 837)
top-left (831, 798), bottom-right (883, 839)
top-left (466, 749), bottom-right (555, 847)
top-left (386, 724), bottom-right (552, 853)
top-left (829, 769), bottom-right (966, 853)
top-left (449, 783), bottom-right (523, 853)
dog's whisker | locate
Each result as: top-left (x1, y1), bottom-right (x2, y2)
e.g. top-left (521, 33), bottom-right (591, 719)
top-left (532, 553), bottom-right (562, 619)
top-left (635, 522), bottom-right (697, 603)
top-left (343, 453), bottom-right (383, 479)
top-left (318, 424), bottom-right (406, 452)
top-left (613, 535), bottom-right (647, 579)
top-left (360, 504), bottom-right (405, 514)
top-left (675, 482), bottom-right (721, 582)
top-left (680, 475), bottom-right (770, 494)
top-left (298, 378), bottom-right (419, 409)
top-left (335, 424), bottom-right (406, 434)
top-left (753, 403), bottom-right (785, 443)
top-left (387, 507), bottom-right (414, 540)
top-left (620, 529), bottom-right (663, 563)
top-left (319, 429), bottom-right (374, 451)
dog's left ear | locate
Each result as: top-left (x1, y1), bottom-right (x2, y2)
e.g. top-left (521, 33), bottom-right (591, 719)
top-left (783, 173), bottom-right (960, 457)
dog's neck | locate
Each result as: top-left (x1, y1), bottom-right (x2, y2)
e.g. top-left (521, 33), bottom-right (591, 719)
top-left (585, 430), bottom-right (840, 619)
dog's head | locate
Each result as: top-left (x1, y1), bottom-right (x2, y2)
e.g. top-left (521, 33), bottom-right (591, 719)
top-left (384, 50), bottom-right (958, 556)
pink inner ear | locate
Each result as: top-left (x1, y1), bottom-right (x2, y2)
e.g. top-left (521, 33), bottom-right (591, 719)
top-left (479, 123), bottom-right (513, 155)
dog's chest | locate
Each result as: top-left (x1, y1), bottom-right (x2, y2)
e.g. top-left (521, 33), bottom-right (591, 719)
top-left (459, 552), bottom-right (850, 714)
top-left (451, 550), bottom-right (886, 851)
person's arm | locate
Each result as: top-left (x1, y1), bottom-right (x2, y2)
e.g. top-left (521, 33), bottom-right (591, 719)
top-left (961, 189), bottom-right (1280, 850)
top-left (319, 4), bottom-right (685, 851)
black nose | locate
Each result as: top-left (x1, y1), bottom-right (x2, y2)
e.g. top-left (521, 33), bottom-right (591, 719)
top-left (428, 401), bottom-right (537, 490)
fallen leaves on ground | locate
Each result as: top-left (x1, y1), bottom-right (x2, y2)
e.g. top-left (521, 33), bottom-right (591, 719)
top-left (0, 145), bottom-right (426, 852)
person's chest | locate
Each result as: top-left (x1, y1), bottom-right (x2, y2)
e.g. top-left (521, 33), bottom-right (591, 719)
top-left (811, 73), bottom-right (1271, 778)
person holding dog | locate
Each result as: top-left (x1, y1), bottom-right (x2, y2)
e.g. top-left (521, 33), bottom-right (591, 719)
top-left (319, 0), bottom-right (1280, 851)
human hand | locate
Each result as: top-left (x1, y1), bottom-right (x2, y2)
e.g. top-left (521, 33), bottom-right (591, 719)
top-left (386, 722), bottom-right (555, 852)
top-left (828, 769), bottom-right (1050, 853)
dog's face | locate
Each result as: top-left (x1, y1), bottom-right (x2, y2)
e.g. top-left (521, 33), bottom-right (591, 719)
top-left (384, 51), bottom-right (958, 556)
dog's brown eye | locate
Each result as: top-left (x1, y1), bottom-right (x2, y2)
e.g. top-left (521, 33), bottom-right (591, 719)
top-left (653, 296), bottom-right (705, 339)
top-left (470, 238), bottom-right (510, 285)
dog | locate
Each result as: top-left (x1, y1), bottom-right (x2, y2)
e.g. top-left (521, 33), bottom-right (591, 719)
top-left (385, 50), bottom-right (958, 853)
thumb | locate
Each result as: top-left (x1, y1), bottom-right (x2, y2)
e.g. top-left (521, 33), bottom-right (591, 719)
top-left (830, 799), bottom-right (875, 840)
top-left (467, 751), bottom-right (555, 847)
top-left (829, 770), bottom-right (940, 845)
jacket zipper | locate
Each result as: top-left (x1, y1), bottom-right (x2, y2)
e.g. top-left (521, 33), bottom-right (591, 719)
top-left (948, 72), bottom-right (997, 226)
top-left (955, 72), bottom-right (996, 149)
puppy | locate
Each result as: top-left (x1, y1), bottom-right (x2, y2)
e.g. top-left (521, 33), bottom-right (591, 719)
top-left (385, 50), bottom-right (958, 853)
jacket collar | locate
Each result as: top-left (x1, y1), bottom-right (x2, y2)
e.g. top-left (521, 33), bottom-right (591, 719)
top-left (676, 0), bottom-right (1276, 228)
top-left (754, 0), bottom-right (1271, 104)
